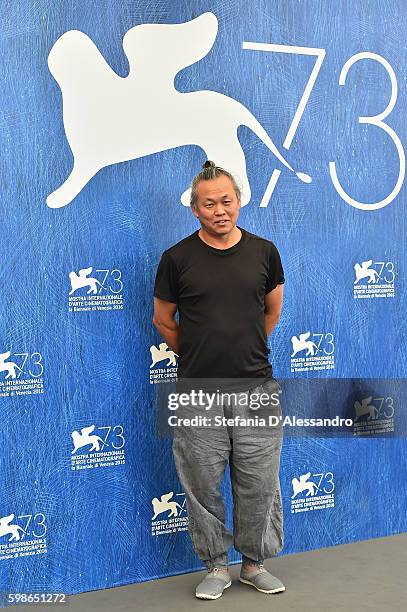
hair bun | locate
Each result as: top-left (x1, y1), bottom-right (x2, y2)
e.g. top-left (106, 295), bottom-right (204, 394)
top-left (203, 160), bottom-right (216, 170)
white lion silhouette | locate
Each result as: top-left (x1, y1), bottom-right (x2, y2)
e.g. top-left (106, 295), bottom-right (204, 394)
top-left (291, 332), bottom-right (318, 357)
top-left (150, 343), bottom-right (178, 368)
top-left (71, 425), bottom-right (108, 454)
top-left (291, 473), bottom-right (318, 498)
top-left (0, 514), bottom-right (24, 542)
top-left (47, 12), bottom-right (311, 209)
top-left (354, 260), bottom-right (379, 284)
top-left (152, 492), bottom-right (184, 520)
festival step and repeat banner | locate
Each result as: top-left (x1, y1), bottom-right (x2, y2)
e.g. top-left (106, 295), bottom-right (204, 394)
top-left (1, 0), bottom-right (406, 600)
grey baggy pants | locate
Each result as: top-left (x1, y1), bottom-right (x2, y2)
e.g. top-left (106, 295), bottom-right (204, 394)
top-left (172, 378), bottom-right (284, 570)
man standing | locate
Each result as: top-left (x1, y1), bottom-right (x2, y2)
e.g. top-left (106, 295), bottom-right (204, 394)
top-left (153, 160), bottom-right (285, 599)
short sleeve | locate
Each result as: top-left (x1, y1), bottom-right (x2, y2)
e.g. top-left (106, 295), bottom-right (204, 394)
top-left (265, 243), bottom-right (285, 294)
top-left (154, 250), bottom-right (179, 304)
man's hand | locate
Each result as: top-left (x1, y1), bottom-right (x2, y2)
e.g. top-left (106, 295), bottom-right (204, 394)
top-left (264, 284), bottom-right (284, 336)
top-left (152, 297), bottom-right (180, 354)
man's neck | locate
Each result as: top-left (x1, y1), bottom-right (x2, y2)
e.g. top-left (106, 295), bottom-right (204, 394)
top-left (198, 225), bottom-right (242, 249)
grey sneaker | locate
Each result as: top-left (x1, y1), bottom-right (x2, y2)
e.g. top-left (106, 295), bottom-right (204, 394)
top-left (195, 567), bottom-right (232, 600)
top-left (239, 563), bottom-right (285, 594)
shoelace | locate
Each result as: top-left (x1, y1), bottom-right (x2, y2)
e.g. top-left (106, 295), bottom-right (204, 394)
top-left (210, 567), bottom-right (229, 575)
top-left (243, 562), bottom-right (265, 574)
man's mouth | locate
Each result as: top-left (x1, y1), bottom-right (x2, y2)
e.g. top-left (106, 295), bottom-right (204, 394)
top-left (215, 220), bottom-right (228, 224)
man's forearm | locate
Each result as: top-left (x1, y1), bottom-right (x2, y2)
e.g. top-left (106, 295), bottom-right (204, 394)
top-left (154, 320), bottom-right (180, 355)
top-left (265, 313), bottom-right (280, 337)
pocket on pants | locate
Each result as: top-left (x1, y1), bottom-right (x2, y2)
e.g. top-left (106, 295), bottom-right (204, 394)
top-left (262, 377), bottom-right (282, 396)
top-left (241, 380), bottom-right (281, 438)
top-left (248, 380), bottom-right (281, 413)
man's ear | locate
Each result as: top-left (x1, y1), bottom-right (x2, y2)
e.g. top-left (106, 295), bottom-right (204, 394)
top-left (191, 204), bottom-right (199, 218)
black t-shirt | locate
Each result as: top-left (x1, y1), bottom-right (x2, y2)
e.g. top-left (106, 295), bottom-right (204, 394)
top-left (153, 225), bottom-right (285, 393)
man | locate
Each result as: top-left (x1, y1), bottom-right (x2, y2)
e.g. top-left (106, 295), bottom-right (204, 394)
top-left (153, 160), bottom-right (285, 600)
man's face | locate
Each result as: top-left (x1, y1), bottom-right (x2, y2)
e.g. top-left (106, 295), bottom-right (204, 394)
top-left (192, 175), bottom-right (241, 234)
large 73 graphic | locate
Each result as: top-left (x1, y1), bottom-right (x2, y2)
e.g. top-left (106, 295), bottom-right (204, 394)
top-left (243, 42), bottom-right (404, 211)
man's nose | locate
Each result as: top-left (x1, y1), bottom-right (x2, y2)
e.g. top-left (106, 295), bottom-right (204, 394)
top-left (214, 204), bottom-right (226, 215)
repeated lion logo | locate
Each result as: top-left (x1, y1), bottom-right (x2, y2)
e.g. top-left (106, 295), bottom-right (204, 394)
top-left (69, 267), bottom-right (105, 295)
top-left (151, 492), bottom-right (185, 520)
top-left (71, 425), bottom-right (108, 454)
top-left (291, 472), bottom-right (318, 498)
top-left (354, 260), bottom-right (379, 284)
top-left (354, 396), bottom-right (378, 421)
top-left (291, 332), bottom-right (318, 357)
top-left (47, 11), bottom-right (311, 209)
top-left (150, 343), bottom-right (178, 368)
top-left (0, 514), bottom-right (24, 542)
top-left (0, 351), bottom-right (22, 380)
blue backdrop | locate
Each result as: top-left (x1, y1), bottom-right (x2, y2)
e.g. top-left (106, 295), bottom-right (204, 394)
top-left (0, 0), bottom-right (406, 599)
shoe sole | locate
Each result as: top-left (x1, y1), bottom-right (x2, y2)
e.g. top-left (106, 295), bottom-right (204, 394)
top-left (196, 580), bottom-right (232, 600)
top-left (239, 577), bottom-right (285, 594)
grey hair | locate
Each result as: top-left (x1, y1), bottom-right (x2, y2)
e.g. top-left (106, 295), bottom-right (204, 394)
top-left (190, 160), bottom-right (242, 208)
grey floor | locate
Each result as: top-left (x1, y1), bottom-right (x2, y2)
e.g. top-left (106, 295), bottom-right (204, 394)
top-left (10, 533), bottom-right (407, 612)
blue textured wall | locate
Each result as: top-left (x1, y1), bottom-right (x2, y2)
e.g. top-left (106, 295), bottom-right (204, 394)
top-left (0, 0), bottom-right (406, 598)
